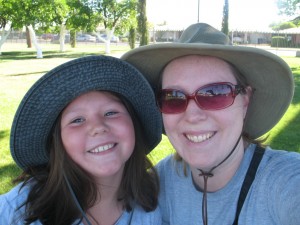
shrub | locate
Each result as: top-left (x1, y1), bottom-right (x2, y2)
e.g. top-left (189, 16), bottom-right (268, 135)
top-left (271, 36), bottom-right (289, 48)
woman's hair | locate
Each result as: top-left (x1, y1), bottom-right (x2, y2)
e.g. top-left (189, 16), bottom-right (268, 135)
top-left (14, 91), bottom-right (159, 225)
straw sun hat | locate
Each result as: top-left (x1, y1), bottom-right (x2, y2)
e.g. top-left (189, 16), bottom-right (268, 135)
top-left (121, 23), bottom-right (294, 140)
top-left (10, 55), bottom-right (162, 170)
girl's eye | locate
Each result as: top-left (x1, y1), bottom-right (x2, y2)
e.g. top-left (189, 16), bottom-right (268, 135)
top-left (71, 117), bottom-right (85, 124)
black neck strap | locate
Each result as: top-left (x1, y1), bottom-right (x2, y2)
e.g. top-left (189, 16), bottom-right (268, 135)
top-left (63, 172), bottom-right (92, 225)
top-left (232, 145), bottom-right (265, 225)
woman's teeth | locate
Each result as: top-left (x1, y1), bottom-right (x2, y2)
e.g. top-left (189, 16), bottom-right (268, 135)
top-left (186, 132), bottom-right (214, 143)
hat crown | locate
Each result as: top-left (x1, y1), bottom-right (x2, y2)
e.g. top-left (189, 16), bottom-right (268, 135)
top-left (179, 23), bottom-right (231, 45)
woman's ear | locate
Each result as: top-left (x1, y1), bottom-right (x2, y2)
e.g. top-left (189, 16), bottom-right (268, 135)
top-left (243, 86), bottom-right (252, 118)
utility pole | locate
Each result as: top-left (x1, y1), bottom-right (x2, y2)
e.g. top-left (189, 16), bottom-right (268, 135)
top-left (198, 0), bottom-right (200, 22)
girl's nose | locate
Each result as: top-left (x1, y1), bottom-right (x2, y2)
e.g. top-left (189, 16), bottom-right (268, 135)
top-left (89, 120), bottom-right (109, 136)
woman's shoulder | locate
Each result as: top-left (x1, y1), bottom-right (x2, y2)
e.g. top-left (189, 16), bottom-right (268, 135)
top-left (155, 155), bottom-right (178, 179)
top-left (156, 154), bottom-right (173, 167)
top-left (263, 146), bottom-right (300, 167)
top-left (256, 146), bottom-right (300, 187)
top-left (252, 146), bottom-right (300, 224)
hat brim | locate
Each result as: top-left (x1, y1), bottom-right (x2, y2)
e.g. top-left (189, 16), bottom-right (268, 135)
top-left (122, 43), bottom-right (294, 139)
top-left (10, 56), bottom-right (162, 169)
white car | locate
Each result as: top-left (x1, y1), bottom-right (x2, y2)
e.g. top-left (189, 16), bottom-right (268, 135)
top-left (76, 34), bottom-right (96, 42)
top-left (232, 36), bottom-right (243, 43)
top-left (98, 34), bottom-right (119, 43)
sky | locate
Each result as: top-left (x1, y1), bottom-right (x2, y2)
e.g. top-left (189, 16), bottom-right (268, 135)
top-left (147, 0), bottom-right (288, 31)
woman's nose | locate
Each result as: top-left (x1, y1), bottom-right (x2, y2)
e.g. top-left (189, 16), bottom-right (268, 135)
top-left (184, 99), bottom-right (208, 122)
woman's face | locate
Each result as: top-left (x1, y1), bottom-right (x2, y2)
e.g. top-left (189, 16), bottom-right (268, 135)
top-left (161, 55), bottom-right (250, 171)
top-left (60, 91), bottom-right (135, 181)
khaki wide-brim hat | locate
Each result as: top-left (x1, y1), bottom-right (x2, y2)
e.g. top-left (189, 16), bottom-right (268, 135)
top-left (122, 23), bottom-right (294, 139)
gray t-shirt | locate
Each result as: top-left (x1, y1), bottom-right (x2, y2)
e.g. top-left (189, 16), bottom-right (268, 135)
top-left (156, 144), bottom-right (300, 225)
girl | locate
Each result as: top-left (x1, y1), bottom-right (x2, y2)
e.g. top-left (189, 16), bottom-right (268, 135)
top-left (0, 55), bottom-right (162, 225)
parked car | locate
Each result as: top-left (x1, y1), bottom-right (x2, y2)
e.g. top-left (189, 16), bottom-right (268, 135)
top-left (232, 36), bottom-right (243, 43)
top-left (76, 34), bottom-right (96, 42)
top-left (41, 34), bottom-right (54, 40)
top-left (51, 34), bottom-right (70, 43)
top-left (97, 34), bottom-right (119, 43)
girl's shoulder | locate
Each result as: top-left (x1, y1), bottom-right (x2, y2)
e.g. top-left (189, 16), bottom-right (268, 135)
top-left (0, 182), bottom-right (32, 224)
top-left (0, 182), bottom-right (29, 207)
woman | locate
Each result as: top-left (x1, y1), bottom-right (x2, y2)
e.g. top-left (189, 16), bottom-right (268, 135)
top-left (122, 23), bottom-right (300, 225)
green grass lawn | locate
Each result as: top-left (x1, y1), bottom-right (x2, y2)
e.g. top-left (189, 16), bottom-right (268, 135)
top-left (0, 43), bottom-right (299, 194)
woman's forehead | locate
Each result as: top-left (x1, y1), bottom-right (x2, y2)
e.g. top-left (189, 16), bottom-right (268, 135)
top-left (162, 55), bottom-right (237, 86)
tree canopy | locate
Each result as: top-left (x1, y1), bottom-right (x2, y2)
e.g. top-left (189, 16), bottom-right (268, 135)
top-left (0, 0), bottom-right (139, 54)
top-left (277, 0), bottom-right (300, 24)
top-left (221, 0), bottom-right (229, 35)
top-left (86, 0), bottom-right (137, 33)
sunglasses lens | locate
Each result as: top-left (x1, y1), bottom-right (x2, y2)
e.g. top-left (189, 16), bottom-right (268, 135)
top-left (158, 90), bottom-right (187, 113)
top-left (158, 83), bottom-right (239, 114)
top-left (196, 84), bottom-right (234, 110)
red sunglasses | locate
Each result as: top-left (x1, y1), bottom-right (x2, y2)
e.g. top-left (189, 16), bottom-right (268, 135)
top-left (157, 82), bottom-right (246, 114)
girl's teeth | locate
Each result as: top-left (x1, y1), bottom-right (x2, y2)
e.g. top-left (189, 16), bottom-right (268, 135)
top-left (186, 133), bottom-right (214, 143)
top-left (89, 144), bottom-right (114, 153)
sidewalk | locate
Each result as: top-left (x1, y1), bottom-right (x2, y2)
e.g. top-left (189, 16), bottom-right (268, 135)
top-left (242, 44), bottom-right (300, 57)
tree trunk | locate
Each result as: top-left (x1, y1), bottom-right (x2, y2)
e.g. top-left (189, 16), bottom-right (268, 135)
top-left (26, 27), bottom-right (32, 48)
top-left (104, 29), bottom-right (114, 54)
top-left (0, 27), bottom-right (12, 55)
top-left (59, 24), bottom-right (66, 52)
top-left (128, 27), bottom-right (136, 49)
top-left (105, 41), bottom-right (111, 54)
top-left (70, 30), bottom-right (76, 48)
top-left (27, 25), bottom-right (43, 58)
top-left (137, 0), bottom-right (149, 46)
top-left (221, 0), bottom-right (229, 35)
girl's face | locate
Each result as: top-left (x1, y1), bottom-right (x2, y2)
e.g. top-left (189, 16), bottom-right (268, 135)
top-left (60, 91), bottom-right (135, 181)
top-left (161, 55), bottom-right (250, 171)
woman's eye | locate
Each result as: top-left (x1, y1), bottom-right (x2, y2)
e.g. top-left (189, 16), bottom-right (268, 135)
top-left (105, 111), bottom-right (118, 117)
top-left (71, 117), bottom-right (85, 124)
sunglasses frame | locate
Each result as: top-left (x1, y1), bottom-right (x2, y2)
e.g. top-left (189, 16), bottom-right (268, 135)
top-left (157, 82), bottom-right (246, 114)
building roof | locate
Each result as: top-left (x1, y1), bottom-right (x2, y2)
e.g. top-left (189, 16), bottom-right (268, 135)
top-left (279, 27), bottom-right (300, 34)
top-left (153, 24), bottom-right (300, 34)
top-left (154, 24), bottom-right (186, 31)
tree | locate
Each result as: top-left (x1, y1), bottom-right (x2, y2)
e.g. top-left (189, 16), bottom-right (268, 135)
top-left (277, 0), bottom-right (300, 16)
top-left (0, 0), bottom-right (69, 57)
top-left (137, 0), bottom-right (148, 46)
top-left (86, 0), bottom-right (137, 53)
top-left (65, 0), bottom-right (95, 48)
top-left (221, 0), bottom-right (229, 35)
top-left (39, 0), bottom-right (69, 52)
top-left (270, 21), bottom-right (296, 30)
top-left (277, 0), bottom-right (300, 24)
top-left (128, 26), bottom-right (136, 49)
top-left (0, 0), bottom-right (18, 55)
